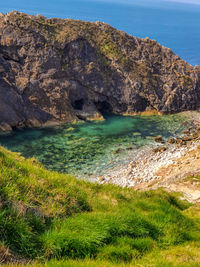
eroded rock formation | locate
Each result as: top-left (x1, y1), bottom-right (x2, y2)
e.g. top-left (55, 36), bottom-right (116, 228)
top-left (0, 11), bottom-right (200, 131)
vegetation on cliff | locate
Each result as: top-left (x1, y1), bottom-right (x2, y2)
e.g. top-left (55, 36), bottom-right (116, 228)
top-left (0, 146), bottom-right (200, 266)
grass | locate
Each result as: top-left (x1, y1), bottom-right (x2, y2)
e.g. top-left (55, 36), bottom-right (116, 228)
top-left (0, 145), bottom-right (200, 266)
top-left (184, 174), bottom-right (200, 187)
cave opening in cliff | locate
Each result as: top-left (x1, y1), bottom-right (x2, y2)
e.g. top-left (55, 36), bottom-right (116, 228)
top-left (95, 101), bottom-right (113, 115)
top-left (134, 96), bottom-right (151, 112)
top-left (72, 99), bottom-right (84, 110)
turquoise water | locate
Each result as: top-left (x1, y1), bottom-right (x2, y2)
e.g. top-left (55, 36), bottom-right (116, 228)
top-left (1, 0), bottom-right (200, 65)
top-left (0, 115), bottom-right (187, 177)
top-left (0, 0), bottom-right (198, 177)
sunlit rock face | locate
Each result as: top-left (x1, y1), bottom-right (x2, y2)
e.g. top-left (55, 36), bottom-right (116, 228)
top-left (0, 11), bottom-right (200, 131)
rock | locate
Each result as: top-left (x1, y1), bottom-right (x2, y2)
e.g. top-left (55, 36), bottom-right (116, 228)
top-left (142, 159), bottom-right (147, 164)
top-left (176, 139), bottom-right (187, 146)
top-left (153, 136), bottom-right (163, 143)
top-left (66, 127), bottom-right (75, 132)
top-left (113, 148), bottom-right (123, 154)
top-left (160, 147), bottom-right (167, 152)
top-left (0, 122), bottom-right (12, 132)
top-left (126, 147), bottom-right (133, 150)
top-left (193, 120), bottom-right (200, 128)
top-left (192, 132), bottom-right (200, 139)
top-left (181, 121), bottom-right (188, 126)
top-left (153, 146), bottom-right (167, 153)
top-left (133, 132), bottom-right (141, 136)
top-left (168, 137), bottom-right (176, 144)
top-left (181, 136), bottom-right (193, 142)
top-left (98, 176), bottom-right (105, 182)
top-left (0, 12), bottom-right (200, 132)
top-left (183, 130), bottom-right (191, 135)
top-left (26, 118), bottom-right (42, 128)
top-left (75, 109), bottom-right (104, 122)
top-left (129, 161), bottom-right (136, 168)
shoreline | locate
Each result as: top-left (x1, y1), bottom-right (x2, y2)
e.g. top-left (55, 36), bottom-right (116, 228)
top-left (96, 113), bottom-right (200, 200)
top-left (97, 141), bottom-right (194, 187)
top-left (0, 109), bottom-right (198, 134)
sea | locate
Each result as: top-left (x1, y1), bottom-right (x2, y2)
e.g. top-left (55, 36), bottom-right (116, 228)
top-left (0, 0), bottom-right (199, 177)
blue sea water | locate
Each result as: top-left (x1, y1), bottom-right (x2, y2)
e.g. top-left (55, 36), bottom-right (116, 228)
top-left (0, 0), bottom-right (200, 66)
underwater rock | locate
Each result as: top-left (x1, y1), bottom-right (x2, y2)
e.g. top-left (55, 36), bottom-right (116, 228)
top-left (126, 147), bottom-right (134, 150)
top-left (113, 148), bottom-right (124, 154)
top-left (65, 127), bottom-right (75, 132)
top-left (133, 132), bottom-right (141, 136)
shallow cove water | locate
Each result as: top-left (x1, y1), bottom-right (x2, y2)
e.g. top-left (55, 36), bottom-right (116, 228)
top-left (0, 115), bottom-right (187, 179)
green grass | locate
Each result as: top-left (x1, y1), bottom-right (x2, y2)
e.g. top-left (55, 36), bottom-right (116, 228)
top-left (0, 146), bottom-right (200, 266)
top-left (184, 174), bottom-right (200, 186)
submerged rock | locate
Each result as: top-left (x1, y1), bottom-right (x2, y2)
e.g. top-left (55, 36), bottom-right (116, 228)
top-left (133, 132), bottom-right (141, 136)
top-left (65, 127), bottom-right (75, 132)
top-left (0, 11), bottom-right (200, 131)
top-left (113, 148), bottom-right (123, 154)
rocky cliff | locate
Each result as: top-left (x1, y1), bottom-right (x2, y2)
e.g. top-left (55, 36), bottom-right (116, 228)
top-left (0, 11), bottom-right (200, 131)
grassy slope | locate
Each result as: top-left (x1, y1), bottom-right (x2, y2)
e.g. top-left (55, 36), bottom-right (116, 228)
top-left (0, 146), bottom-right (200, 266)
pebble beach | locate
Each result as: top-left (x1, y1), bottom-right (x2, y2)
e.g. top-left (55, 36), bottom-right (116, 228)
top-left (97, 113), bottom-right (200, 188)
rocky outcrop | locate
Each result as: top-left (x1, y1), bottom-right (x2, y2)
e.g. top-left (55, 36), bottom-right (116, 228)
top-left (0, 11), bottom-right (200, 131)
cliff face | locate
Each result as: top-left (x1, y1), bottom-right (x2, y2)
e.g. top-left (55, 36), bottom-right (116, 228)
top-left (0, 11), bottom-right (200, 131)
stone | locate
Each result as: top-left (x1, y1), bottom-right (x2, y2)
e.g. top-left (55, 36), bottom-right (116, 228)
top-left (176, 139), bottom-right (187, 146)
top-left (168, 137), bottom-right (176, 144)
top-left (153, 136), bottom-right (163, 143)
top-left (153, 146), bottom-right (167, 153)
top-left (129, 161), bottom-right (136, 167)
top-left (66, 127), bottom-right (75, 132)
top-left (184, 130), bottom-right (191, 135)
top-left (0, 122), bottom-right (12, 132)
top-left (181, 136), bottom-right (193, 142)
top-left (133, 132), bottom-right (141, 136)
top-left (113, 148), bottom-right (123, 154)
top-left (192, 132), bottom-right (199, 139)
top-left (98, 176), bottom-right (105, 182)
top-left (0, 12), bottom-right (200, 132)
top-left (26, 119), bottom-right (42, 128)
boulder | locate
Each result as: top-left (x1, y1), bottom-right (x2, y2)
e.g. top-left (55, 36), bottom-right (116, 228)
top-left (153, 136), bottom-right (163, 143)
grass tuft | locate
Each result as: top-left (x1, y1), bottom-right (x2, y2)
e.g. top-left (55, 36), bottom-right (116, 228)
top-left (0, 146), bottom-right (200, 266)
